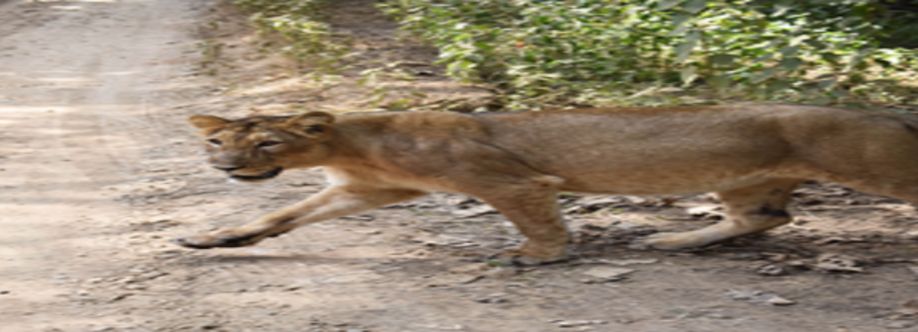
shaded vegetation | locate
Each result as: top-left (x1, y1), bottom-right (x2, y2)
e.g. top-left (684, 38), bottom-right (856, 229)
top-left (230, 0), bottom-right (918, 110)
top-left (382, 0), bottom-right (918, 109)
top-left (234, 0), bottom-right (350, 70)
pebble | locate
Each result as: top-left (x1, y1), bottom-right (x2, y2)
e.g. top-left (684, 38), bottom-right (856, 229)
top-left (452, 204), bottom-right (498, 218)
top-left (766, 296), bottom-right (797, 306)
top-left (552, 320), bottom-right (608, 328)
top-left (686, 205), bottom-right (724, 219)
top-left (756, 263), bottom-right (788, 276)
top-left (815, 253), bottom-right (863, 273)
top-left (726, 289), bottom-right (796, 306)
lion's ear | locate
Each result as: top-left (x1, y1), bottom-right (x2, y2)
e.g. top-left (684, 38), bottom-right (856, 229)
top-left (188, 115), bottom-right (230, 132)
top-left (284, 111), bottom-right (335, 138)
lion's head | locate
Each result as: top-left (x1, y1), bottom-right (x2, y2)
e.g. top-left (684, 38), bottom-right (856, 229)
top-left (188, 112), bottom-right (336, 181)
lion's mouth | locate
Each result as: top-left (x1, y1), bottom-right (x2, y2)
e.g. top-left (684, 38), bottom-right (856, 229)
top-left (229, 167), bottom-right (284, 181)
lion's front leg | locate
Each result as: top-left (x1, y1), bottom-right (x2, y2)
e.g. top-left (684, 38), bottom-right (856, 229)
top-left (175, 185), bottom-right (425, 249)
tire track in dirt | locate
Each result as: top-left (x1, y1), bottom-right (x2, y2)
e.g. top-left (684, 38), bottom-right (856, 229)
top-left (0, 1), bottom-right (213, 331)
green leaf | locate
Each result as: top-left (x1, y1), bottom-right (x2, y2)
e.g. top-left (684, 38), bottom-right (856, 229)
top-left (751, 67), bottom-right (780, 83)
top-left (708, 75), bottom-right (731, 90)
top-left (766, 80), bottom-right (792, 94)
top-left (779, 46), bottom-right (799, 57)
top-left (671, 13), bottom-right (692, 29)
top-left (709, 54), bottom-right (734, 66)
top-left (779, 57), bottom-right (803, 71)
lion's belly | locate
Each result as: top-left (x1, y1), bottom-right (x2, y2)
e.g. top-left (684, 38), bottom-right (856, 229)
top-left (555, 166), bottom-right (779, 195)
top-left (534, 136), bottom-right (792, 195)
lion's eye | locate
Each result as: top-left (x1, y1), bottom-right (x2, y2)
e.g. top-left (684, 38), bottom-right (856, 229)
top-left (257, 140), bottom-right (282, 148)
top-left (207, 138), bottom-right (222, 146)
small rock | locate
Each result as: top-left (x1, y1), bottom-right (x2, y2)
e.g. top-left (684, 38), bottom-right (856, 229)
top-left (727, 289), bottom-right (796, 306)
top-left (686, 205), bottom-right (724, 219)
top-left (581, 267), bottom-right (634, 283)
top-left (0, 290), bottom-right (9, 295)
top-left (756, 263), bottom-right (788, 276)
top-left (565, 196), bottom-right (624, 214)
top-left (416, 324), bottom-right (465, 331)
top-left (445, 196), bottom-right (479, 207)
top-left (766, 296), bottom-right (797, 306)
top-left (452, 204), bottom-right (497, 218)
top-left (815, 253), bottom-right (863, 273)
top-left (786, 259), bottom-right (810, 268)
top-left (552, 320), bottom-right (608, 328)
top-left (762, 252), bottom-right (789, 262)
top-left (705, 312), bottom-right (734, 320)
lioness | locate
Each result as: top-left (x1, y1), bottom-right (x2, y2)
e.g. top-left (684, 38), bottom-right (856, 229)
top-left (176, 105), bottom-right (918, 264)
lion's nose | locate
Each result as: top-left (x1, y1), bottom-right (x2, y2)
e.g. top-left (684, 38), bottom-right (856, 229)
top-left (213, 165), bottom-right (242, 172)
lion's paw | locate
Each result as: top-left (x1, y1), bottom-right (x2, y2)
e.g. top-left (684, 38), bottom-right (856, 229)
top-left (173, 231), bottom-right (261, 249)
top-left (487, 248), bottom-right (569, 266)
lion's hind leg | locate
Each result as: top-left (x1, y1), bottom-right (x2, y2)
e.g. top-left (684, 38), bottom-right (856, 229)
top-left (642, 179), bottom-right (801, 250)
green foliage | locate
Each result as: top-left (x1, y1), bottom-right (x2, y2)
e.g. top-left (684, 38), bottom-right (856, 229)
top-left (234, 0), bottom-right (349, 70)
top-left (381, 0), bottom-right (918, 109)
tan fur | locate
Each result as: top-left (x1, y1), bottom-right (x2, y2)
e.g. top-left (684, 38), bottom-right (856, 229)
top-left (176, 105), bottom-right (918, 264)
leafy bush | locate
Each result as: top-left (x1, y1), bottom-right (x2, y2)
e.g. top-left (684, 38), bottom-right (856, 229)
top-left (381, 0), bottom-right (918, 109)
top-left (234, 0), bottom-right (349, 70)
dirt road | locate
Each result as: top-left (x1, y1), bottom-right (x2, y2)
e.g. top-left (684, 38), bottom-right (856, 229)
top-left (0, 1), bottom-right (916, 331)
